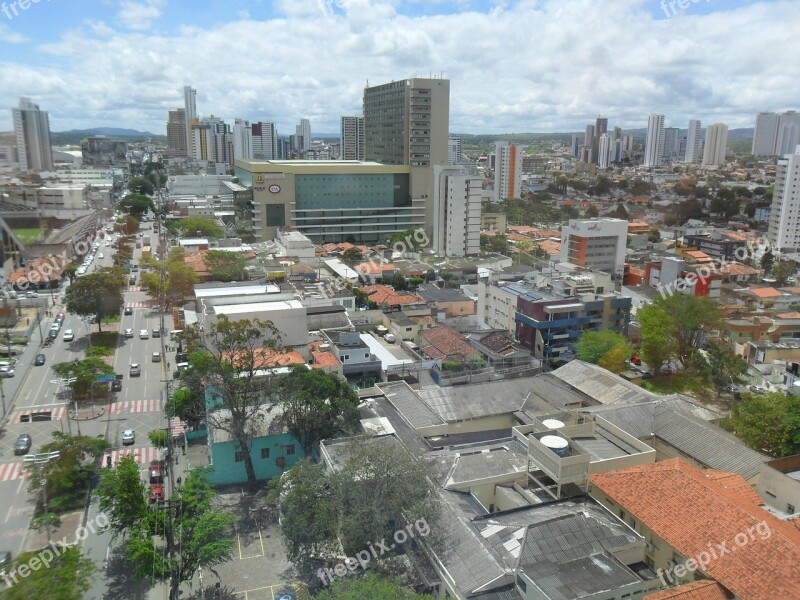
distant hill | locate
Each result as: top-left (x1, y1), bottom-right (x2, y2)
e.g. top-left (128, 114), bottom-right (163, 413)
top-left (50, 128), bottom-right (165, 145)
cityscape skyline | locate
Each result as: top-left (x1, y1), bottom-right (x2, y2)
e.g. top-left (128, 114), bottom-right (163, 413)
top-left (0, 0), bottom-right (796, 135)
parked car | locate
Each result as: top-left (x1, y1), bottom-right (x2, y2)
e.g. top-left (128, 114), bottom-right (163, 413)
top-left (148, 484), bottom-right (164, 503)
top-left (122, 429), bottom-right (135, 446)
top-left (152, 352), bottom-right (161, 363)
top-left (62, 330), bottom-right (74, 342)
top-left (98, 253), bottom-right (104, 259)
top-left (139, 329), bottom-right (149, 339)
top-left (48, 329), bottom-right (58, 340)
top-left (13, 434), bottom-right (31, 455)
top-left (34, 354), bottom-right (46, 366)
top-left (124, 306), bottom-right (133, 315)
top-left (130, 363), bottom-right (141, 377)
top-left (0, 366), bottom-right (14, 378)
top-left (149, 463), bottom-right (163, 483)
top-left (25, 291), bottom-right (38, 298)
top-left (55, 312), bottom-right (65, 323)
top-left (124, 328), bottom-right (134, 338)
top-left (50, 323), bottom-right (61, 332)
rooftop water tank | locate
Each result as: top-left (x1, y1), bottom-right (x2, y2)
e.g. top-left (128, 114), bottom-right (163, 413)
top-left (541, 419), bottom-right (565, 430)
top-left (540, 435), bottom-right (569, 458)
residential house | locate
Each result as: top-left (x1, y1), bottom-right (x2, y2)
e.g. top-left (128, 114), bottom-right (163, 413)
top-left (756, 454), bottom-right (800, 517)
top-left (416, 283), bottom-right (476, 317)
top-left (469, 331), bottom-right (535, 369)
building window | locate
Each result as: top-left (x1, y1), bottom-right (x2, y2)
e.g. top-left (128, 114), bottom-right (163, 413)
top-left (789, 504), bottom-right (796, 514)
top-left (516, 575), bottom-right (527, 593)
top-left (260, 448), bottom-right (270, 459)
top-left (234, 451), bottom-right (245, 462)
top-left (286, 444), bottom-right (296, 455)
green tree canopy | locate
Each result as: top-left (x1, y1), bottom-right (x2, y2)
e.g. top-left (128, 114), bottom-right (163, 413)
top-left (730, 391), bottom-right (800, 457)
top-left (51, 357), bottom-right (115, 401)
top-left (0, 546), bottom-right (94, 600)
top-left (341, 247), bottom-right (363, 267)
top-left (314, 574), bottom-right (436, 600)
top-left (95, 454), bottom-right (149, 535)
top-left (120, 193), bottom-right (155, 217)
top-left (127, 176), bottom-right (154, 196)
top-left (64, 269), bottom-right (124, 332)
top-left (168, 216), bottom-right (224, 238)
top-left (576, 330), bottom-right (633, 374)
top-left (698, 342), bottom-right (749, 395)
top-left (113, 215), bottom-right (140, 235)
top-left (205, 249), bottom-right (247, 282)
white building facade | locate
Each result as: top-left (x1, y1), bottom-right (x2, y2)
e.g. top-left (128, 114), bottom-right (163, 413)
top-left (432, 165), bottom-right (481, 257)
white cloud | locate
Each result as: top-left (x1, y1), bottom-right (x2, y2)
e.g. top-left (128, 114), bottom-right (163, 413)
top-left (1, 0), bottom-right (799, 134)
top-left (0, 22), bottom-right (27, 44)
top-left (118, 0), bottom-right (165, 31)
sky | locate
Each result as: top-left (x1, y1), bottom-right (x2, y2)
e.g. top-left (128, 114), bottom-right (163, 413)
top-left (0, 0), bottom-right (797, 136)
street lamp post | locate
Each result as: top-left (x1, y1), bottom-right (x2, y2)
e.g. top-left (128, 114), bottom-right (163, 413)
top-left (23, 451), bottom-right (60, 544)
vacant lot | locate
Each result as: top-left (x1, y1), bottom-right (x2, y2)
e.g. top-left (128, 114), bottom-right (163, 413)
top-left (12, 228), bottom-right (43, 244)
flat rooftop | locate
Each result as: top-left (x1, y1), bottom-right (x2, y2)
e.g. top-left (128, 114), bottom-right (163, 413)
top-left (195, 284), bottom-right (281, 298)
top-left (213, 300), bottom-right (303, 315)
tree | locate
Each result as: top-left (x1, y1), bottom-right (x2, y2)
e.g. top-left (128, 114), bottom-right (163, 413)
top-left (277, 366), bottom-right (360, 456)
top-left (204, 249), bottom-right (247, 282)
top-left (148, 429), bottom-right (169, 449)
top-left (585, 205), bottom-right (599, 218)
top-left (700, 342), bottom-right (748, 395)
top-left (181, 316), bottom-right (283, 488)
top-left (637, 293), bottom-right (722, 371)
top-left (120, 193), bottom-right (155, 217)
top-left (127, 176), bottom-right (154, 196)
top-left (51, 357), bottom-right (115, 402)
top-left (168, 216), bottom-right (224, 238)
top-left (354, 289), bottom-right (377, 309)
top-left (64, 270), bottom-right (124, 332)
top-left (62, 263), bottom-right (78, 284)
top-left (314, 574), bottom-right (436, 600)
top-left (730, 392), bottom-right (800, 457)
top-left (390, 272), bottom-right (408, 291)
top-left (341, 247), bottom-right (363, 267)
top-left (0, 546), bottom-right (95, 600)
top-left (773, 259), bottom-right (797, 286)
top-left (95, 454), bottom-right (149, 535)
top-left (114, 215), bottom-right (140, 235)
top-left (576, 330), bottom-right (632, 374)
top-left (761, 250), bottom-right (775, 274)
top-left (647, 228), bottom-right (661, 243)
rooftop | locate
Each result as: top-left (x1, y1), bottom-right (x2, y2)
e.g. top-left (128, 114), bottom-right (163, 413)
top-left (645, 581), bottom-right (732, 600)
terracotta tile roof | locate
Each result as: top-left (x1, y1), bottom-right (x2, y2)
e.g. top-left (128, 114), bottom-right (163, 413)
top-left (506, 232), bottom-right (531, 242)
top-left (590, 459), bottom-right (800, 600)
top-left (360, 284), bottom-right (423, 306)
top-left (777, 312), bottom-right (800, 320)
top-left (355, 262), bottom-right (395, 275)
top-left (9, 256), bottom-right (66, 284)
top-left (222, 348), bottom-right (305, 370)
top-left (477, 331), bottom-right (518, 355)
top-left (627, 266), bottom-right (646, 277)
top-left (719, 262), bottom-right (761, 277)
top-left (645, 580), bottom-right (732, 600)
top-left (419, 326), bottom-right (475, 361)
top-left (308, 342), bottom-right (340, 368)
top-left (408, 315), bottom-right (434, 325)
top-left (184, 250), bottom-right (209, 276)
top-left (781, 286), bottom-right (800, 294)
top-left (748, 287), bottom-right (782, 298)
top-left (683, 249), bottom-right (714, 263)
top-left (536, 239), bottom-right (561, 255)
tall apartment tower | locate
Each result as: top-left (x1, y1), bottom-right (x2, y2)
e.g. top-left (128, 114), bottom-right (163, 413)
top-left (340, 116), bottom-right (365, 161)
top-left (752, 112), bottom-right (780, 156)
top-left (252, 122), bottom-right (278, 160)
top-left (167, 109), bottom-right (188, 156)
top-left (12, 97), bottom-right (53, 172)
top-left (598, 133), bottom-right (613, 168)
top-left (363, 77), bottom-right (450, 230)
top-left (593, 117), bottom-right (608, 163)
top-left (570, 134), bottom-right (582, 157)
top-left (663, 127), bottom-right (681, 159)
top-left (702, 123), bottom-right (728, 167)
top-left (768, 145), bottom-right (800, 253)
top-left (432, 165), bottom-right (482, 256)
top-left (296, 119), bottom-right (311, 152)
top-left (685, 119), bottom-right (702, 162)
top-left (447, 136), bottom-right (462, 164)
top-left (775, 111), bottom-right (800, 156)
top-left (583, 124), bottom-right (595, 163)
top-left (493, 141), bottom-right (523, 202)
top-left (643, 113), bottom-right (665, 167)
top-left (232, 118), bottom-right (253, 160)
top-left (183, 86), bottom-right (197, 157)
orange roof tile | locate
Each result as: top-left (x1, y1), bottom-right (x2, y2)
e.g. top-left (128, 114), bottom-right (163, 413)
top-left (419, 326), bottom-right (475, 361)
top-left (8, 256), bottom-right (66, 284)
top-left (645, 581), bottom-right (732, 600)
top-left (222, 348), bottom-right (305, 370)
top-left (777, 312), bottom-right (800, 320)
top-left (720, 262), bottom-right (761, 277)
top-left (590, 459), bottom-right (800, 600)
top-left (749, 287), bottom-right (782, 298)
top-left (355, 262), bottom-right (395, 275)
top-left (360, 284), bottom-right (423, 306)
top-left (311, 351), bottom-right (340, 368)
top-left (536, 239), bottom-right (561, 255)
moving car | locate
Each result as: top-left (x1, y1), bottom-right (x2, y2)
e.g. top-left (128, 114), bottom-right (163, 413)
top-left (152, 352), bottom-right (161, 363)
top-left (111, 374), bottom-right (123, 391)
top-left (122, 429), bottom-right (135, 446)
top-left (13, 434), bottom-right (31, 455)
top-left (129, 363), bottom-right (141, 377)
top-left (0, 366), bottom-right (14, 378)
top-left (139, 329), bottom-right (149, 339)
top-left (34, 354), bottom-right (46, 366)
top-left (152, 328), bottom-right (161, 338)
top-left (124, 306), bottom-right (133, 315)
top-left (124, 328), bottom-right (134, 338)
top-left (148, 484), bottom-right (164, 503)
top-left (149, 462), bottom-right (164, 483)
top-left (62, 329), bottom-right (74, 342)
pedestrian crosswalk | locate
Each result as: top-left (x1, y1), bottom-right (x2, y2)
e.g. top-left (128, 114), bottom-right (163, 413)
top-left (126, 286), bottom-right (142, 292)
top-left (124, 300), bottom-right (155, 309)
top-left (103, 446), bottom-right (161, 466)
top-left (0, 461), bottom-right (30, 482)
top-left (107, 399), bottom-right (161, 415)
top-left (15, 406), bottom-right (67, 423)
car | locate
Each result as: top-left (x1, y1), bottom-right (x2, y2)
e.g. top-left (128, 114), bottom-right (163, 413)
top-left (152, 328), bottom-right (161, 338)
top-left (149, 463), bottom-right (164, 483)
top-left (13, 434), bottom-right (31, 455)
top-left (152, 352), bottom-right (161, 363)
top-left (98, 253), bottom-right (104, 259)
top-left (130, 363), bottom-right (141, 376)
top-left (124, 328), bottom-right (134, 338)
top-left (0, 551), bottom-right (11, 576)
top-left (124, 306), bottom-right (133, 315)
top-left (148, 484), bottom-right (164, 503)
top-left (50, 323), bottom-right (61, 331)
top-left (122, 429), bottom-right (135, 446)
top-left (111, 374), bottom-right (123, 392)
top-left (48, 329), bottom-right (58, 340)
top-left (62, 330), bottom-right (74, 342)
top-left (150, 459), bottom-right (167, 473)
top-left (55, 312), bottom-right (64, 322)
top-left (139, 329), bottom-right (149, 339)
top-left (34, 354), bottom-right (45, 366)
top-left (0, 366), bottom-right (14, 378)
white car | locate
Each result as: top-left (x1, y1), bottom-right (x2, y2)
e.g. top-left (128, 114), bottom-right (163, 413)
top-left (139, 329), bottom-right (149, 339)
top-left (98, 253), bottom-right (104, 259)
top-left (124, 328), bottom-right (134, 338)
top-left (122, 429), bottom-right (135, 445)
top-left (62, 330), bottom-right (74, 342)
top-left (0, 366), bottom-right (14, 378)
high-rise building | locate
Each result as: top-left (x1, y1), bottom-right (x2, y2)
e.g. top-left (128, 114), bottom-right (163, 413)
top-left (583, 124), bottom-right (595, 163)
top-left (595, 117), bottom-right (608, 137)
top-left (432, 165), bottom-right (481, 256)
top-left (598, 133), bottom-right (613, 168)
top-left (167, 109), bottom-right (188, 156)
top-left (570, 134), bottom-right (582, 157)
top-left (493, 141), bottom-right (523, 202)
top-left (775, 111), bottom-right (800, 156)
top-left (183, 86), bottom-right (197, 157)
top-left (560, 218), bottom-right (628, 277)
top-left (363, 77), bottom-right (450, 202)
top-left (12, 97), bottom-right (53, 172)
top-left (252, 122), bottom-right (278, 160)
top-left (702, 123), bottom-right (728, 167)
top-left (768, 145), bottom-right (800, 253)
top-left (643, 113), bottom-right (665, 167)
top-left (752, 112), bottom-right (780, 156)
top-left (296, 118), bottom-right (311, 153)
top-left (663, 127), bottom-right (681, 159)
top-left (341, 116), bottom-right (365, 161)
top-left (191, 116), bottom-right (231, 166)
top-left (232, 118), bottom-right (253, 160)
top-left (447, 136), bottom-right (462, 165)
top-left (685, 119), bottom-right (702, 163)
top-left (613, 126), bottom-right (622, 140)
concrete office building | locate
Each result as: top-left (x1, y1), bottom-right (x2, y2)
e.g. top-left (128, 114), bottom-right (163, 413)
top-left (776, 111), bottom-right (800, 156)
top-left (643, 113), bottom-right (665, 167)
top-left (570, 134), bottom-right (581, 157)
top-left (251, 122), bottom-right (278, 161)
top-left (432, 165), bottom-right (481, 256)
top-left (702, 123), bottom-right (728, 167)
top-left (685, 119), bottom-right (702, 162)
top-left (753, 112), bottom-right (780, 156)
top-left (232, 118), bottom-right (253, 160)
top-left (167, 109), bottom-right (188, 156)
top-left (663, 127), bottom-right (681, 159)
top-left (560, 218), bottom-right (628, 277)
top-left (12, 97), bottom-right (53, 172)
top-left (583, 124), bottom-right (595, 163)
top-left (340, 116), bottom-right (364, 161)
top-left (363, 77), bottom-right (450, 230)
top-left (768, 146), bottom-right (800, 253)
top-left (234, 159), bottom-right (424, 243)
top-left (0, 146), bottom-right (18, 173)
top-left (184, 86), bottom-right (197, 157)
top-left (493, 141), bottom-right (523, 202)
top-left (296, 118), bottom-right (311, 152)
top-left (80, 136), bottom-right (127, 167)
top-left (447, 136), bottom-right (462, 164)
top-left (598, 133), bottom-right (613, 168)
